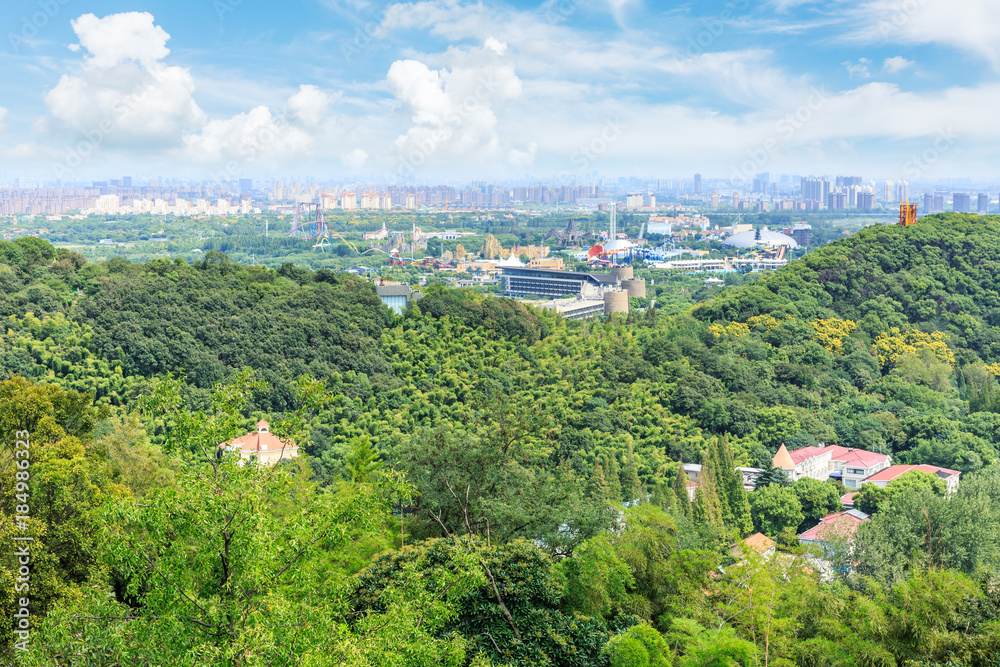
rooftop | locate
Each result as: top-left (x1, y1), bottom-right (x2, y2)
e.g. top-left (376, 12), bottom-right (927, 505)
top-left (789, 445), bottom-right (890, 468)
top-left (798, 510), bottom-right (870, 542)
top-left (773, 443), bottom-right (795, 470)
top-left (863, 464), bottom-right (960, 483)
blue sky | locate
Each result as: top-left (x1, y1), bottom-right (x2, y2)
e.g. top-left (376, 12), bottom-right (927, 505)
top-left (0, 0), bottom-right (997, 184)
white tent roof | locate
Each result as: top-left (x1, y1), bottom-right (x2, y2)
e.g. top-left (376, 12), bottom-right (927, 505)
top-left (497, 253), bottom-right (525, 267)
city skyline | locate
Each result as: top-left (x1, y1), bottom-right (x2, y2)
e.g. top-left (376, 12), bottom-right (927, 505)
top-left (1, 0), bottom-right (999, 182)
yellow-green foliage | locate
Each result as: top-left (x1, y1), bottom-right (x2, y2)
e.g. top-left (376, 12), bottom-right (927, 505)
top-left (710, 314), bottom-right (788, 338)
top-left (746, 314), bottom-right (783, 332)
top-left (873, 325), bottom-right (954, 372)
top-left (810, 317), bottom-right (857, 353)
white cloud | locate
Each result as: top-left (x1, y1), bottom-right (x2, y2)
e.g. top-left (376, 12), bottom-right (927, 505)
top-left (45, 13), bottom-right (205, 148)
top-left (286, 84), bottom-right (333, 129)
top-left (4, 143), bottom-right (42, 161)
top-left (848, 0), bottom-right (1000, 70)
top-left (341, 148), bottom-right (369, 169)
top-left (843, 58), bottom-right (872, 79)
top-left (385, 41), bottom-right (532, 169)
top-left (484, 37), bottom-right (507, 55)
top-left (508, 142), bottom-right (537, 167)
top-left (179, 86), bottom-right (330, 165)
top-left (70, 12), bottom-right (170, 69)
top-left (883, 56), bottom-right (913, 73)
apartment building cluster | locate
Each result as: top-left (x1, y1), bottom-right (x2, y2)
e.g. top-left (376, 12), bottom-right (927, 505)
top-left (1, 181), bottom-right (248, 216)
top-left (84, 195), bottom-right (259, 217)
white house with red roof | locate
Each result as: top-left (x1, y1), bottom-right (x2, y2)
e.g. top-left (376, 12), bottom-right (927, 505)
top-left (776, 444), bottom-right (892, 489)
top-left (859, 464), bottom-right (961, 495)
top-left (218, 420), bottom-right (298, 465)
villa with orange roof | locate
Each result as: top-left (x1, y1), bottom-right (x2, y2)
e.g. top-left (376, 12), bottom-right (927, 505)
top-left (218, 420), bottom-right (298, 465)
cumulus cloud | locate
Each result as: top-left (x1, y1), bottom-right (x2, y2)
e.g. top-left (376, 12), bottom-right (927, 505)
top-left (287, 84), bottom-right (333, 129)
top-left (883, 56), bottom-right (913, 73)
top-left (180, 85), bottom-right (336, 165)
top-left (386, 40), bottom-right (535, 169)
top-left (341, 148), bottom-right (369, 169)
top-left (45, 12), bottom-right (205, 148)
top-left (42, 11), bottom-right (340, 174)
top-left (71, 12), bottom-right (170, 69)
top-left (484, 37), bottom-right (507, 55)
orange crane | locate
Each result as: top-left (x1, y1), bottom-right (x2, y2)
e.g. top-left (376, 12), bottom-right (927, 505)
top-left (899, 201), bottom-right (918, 226)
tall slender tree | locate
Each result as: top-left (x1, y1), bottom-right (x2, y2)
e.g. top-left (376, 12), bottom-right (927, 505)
top-left (672, 457), bottom-right (692, 517)
top-left (693, 445), bottom-right (725, 533)
top-left (623, 442), bottom-right (644, 503)
top-left (604, 451), bottom-right (623, 504)
top-left (587, 462), bottom-right (611, 504)
top-left (713, 436), bottom-right (753, 537)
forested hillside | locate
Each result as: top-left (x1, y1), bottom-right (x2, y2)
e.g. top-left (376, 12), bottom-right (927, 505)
top-left (4, 215), bottom-right (1000, 665)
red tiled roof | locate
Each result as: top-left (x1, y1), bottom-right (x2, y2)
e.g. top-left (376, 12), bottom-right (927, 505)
top-left (863, 464), bottom-right (959, 483)
top-left (840, 492), bottom-right (857, 505)
top-left (742, 532), bottom-right (775, 554)
top-left (788, 444), bottom-right (889, 468)
top-left (789, 446), bottom-right (827, 465)
top-left (826, 445), bottom-right (890, 468)
top-left (799, 510), bottom-right (869, 542)
top-left (220, 431), bottom-right (296, 455)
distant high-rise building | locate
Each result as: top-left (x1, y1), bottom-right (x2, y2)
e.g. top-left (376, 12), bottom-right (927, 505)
top-left (894, 181), bottom-right (909, 203)
top-left (978, 193), bottom-right (989, 215)
top-left (924, 193), bottom-right (934, 214)
top-left (239, 178), bottom-right (253, 194)
top-left (122, 176), bottom-right (132, 187)
top-left (857, 192), bottom-right (875, 211)
top-left (710, 192), bottom-right (719, 208)
top-left (769, 183), bottom-right (778, 198)
top-left (694, 173), bottom-right (702, 194)
top-left (801, 177), bottom-right (830, 203)
top-left (954, 193), bottom-right (971, 213)
top-left (836, 176), bottom-right (863, 187)
top-left (752, 178), bottom-right (763, 194)
top-left (882, 180), bottom-right (894, 202)
top-left (934, 194), bottom-right (944, 212)
top-left (826, 192), bottom-right (846, 209)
